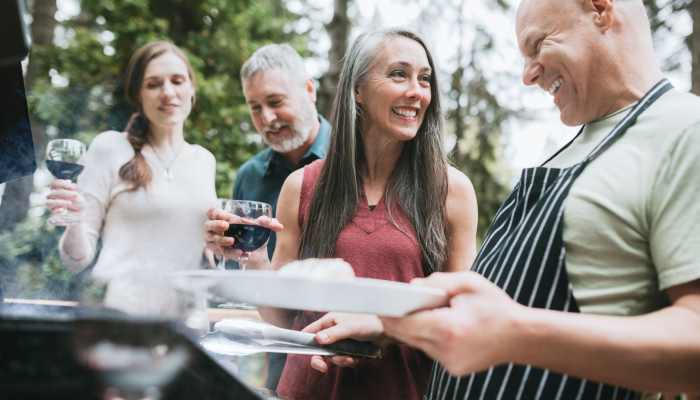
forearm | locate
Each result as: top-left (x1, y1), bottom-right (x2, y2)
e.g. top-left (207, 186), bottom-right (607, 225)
top-left (513, 305), bottom-right (700, 393)
top-left (257, 307), bottom-right (298, 329)
top-left (59, 223), bottom-right (95, 272)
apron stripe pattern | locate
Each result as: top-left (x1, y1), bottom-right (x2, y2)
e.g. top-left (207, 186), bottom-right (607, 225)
top-left (426, 79), bottom-right (673, 400)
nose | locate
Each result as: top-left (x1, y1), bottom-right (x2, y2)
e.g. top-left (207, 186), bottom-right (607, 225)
top-left (405, 77), bottom-right (430, 102)
top-left (161, 81), bottom-right (176, 97)
top-left (260, 106), bottom-right (275, 125)
top-left (522, 57), bottom-right (542, 86)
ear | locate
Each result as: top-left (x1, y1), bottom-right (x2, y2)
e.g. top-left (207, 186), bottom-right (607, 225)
top-left (305, 79), bottom-right (317, 103)
top-left (589, 0), bottom-right (615, 32)
top-left (355, 86), bottom-right (363, 105)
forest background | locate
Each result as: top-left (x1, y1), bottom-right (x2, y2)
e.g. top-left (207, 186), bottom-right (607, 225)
top-left (1, 0), bottom-right (698, 300)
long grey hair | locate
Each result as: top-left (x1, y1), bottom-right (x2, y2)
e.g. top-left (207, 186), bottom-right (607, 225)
top-left (299, 29), bottom-right (449, 274)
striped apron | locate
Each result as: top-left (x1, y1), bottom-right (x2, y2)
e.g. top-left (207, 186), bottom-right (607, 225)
top-left (426, 79), bottom-right (673, 400)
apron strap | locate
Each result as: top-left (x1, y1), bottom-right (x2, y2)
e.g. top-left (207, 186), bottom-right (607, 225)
top-left (583, 78), bottom-right (673, 164)
top-left (540, 79), bottom-right (673, 168)
top-left (540, 125), bottom-right (585, 167)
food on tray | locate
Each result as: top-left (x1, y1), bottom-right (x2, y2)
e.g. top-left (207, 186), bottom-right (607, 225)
top-left (278, 258), bottom-right (355, 280)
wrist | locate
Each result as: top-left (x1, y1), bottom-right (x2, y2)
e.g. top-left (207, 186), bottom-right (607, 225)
top-left (506, 304), bottom-right (543, 366)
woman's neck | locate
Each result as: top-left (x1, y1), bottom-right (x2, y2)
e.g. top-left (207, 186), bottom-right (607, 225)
top-left (149, 123), bottom-right (186, 153)
top-left (361, 132), bottom-right (404, 201)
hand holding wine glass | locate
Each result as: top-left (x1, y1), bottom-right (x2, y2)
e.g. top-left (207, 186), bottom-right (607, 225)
top-left (205, 200), bottom-right (283, 269)
top-left (45, 138), bottom-right (87, 226)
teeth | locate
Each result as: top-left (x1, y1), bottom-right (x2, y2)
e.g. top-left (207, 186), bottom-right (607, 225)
top-left (265, 121), bottom-right (289, 133)
top-left (548, 79), bottom-right (562, 95)
top-left (393, 108), bottom-right (417, 118)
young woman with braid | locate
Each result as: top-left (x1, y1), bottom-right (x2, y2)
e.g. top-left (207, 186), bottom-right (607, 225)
top-left (46, 41), bottom-right (216, 314)
top-left (206, 29), bottom-right (479, 400)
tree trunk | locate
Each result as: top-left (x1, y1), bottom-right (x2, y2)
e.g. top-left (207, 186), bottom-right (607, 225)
top-left (691, 0), bottom-right (700, 95)
top-left (317, 0), bottom-right (350, 117)
top-left (0, 0), bottom-right (57, 232)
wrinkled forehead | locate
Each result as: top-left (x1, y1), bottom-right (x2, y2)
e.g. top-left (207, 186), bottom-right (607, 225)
top-left (371, 36), bottom-right (431, 71)
top-left (515, 0), bottom-right (574, 45)
top-left (243, 68), bottom-right (301, 99)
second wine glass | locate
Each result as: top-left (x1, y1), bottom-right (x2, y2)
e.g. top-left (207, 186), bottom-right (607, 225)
top-left (46, 138), bottom-right (86, 226)
top-left (218, 199), bottom-right (273, 271)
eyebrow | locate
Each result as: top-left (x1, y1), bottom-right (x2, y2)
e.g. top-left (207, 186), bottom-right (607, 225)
top-left (388, 61), bottom-right (432, 73)
top-left (143, 73), bottom-right (187, 81)
top-left (247, 94), bottom-right (286, 105)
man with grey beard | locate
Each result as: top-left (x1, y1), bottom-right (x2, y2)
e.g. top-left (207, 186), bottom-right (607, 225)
top-left (232, 44), bottom-right (330, 262)
top-left (228, 43), bottom-right (330, 391)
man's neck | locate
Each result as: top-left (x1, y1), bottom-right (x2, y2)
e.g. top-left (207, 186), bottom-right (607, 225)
top-left (279, 118), bottom-right (321, 166)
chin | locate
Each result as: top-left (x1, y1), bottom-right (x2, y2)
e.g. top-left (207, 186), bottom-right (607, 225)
top-left (384, 124), bottom-right (416, 139)
top-left (557, 107), bottom-right (585, 127)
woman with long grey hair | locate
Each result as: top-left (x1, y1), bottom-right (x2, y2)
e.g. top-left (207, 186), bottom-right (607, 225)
top-left (206, 28), bottom-right (478, 399)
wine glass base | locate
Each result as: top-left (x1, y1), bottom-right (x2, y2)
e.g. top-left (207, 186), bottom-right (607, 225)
top-left (218, 302), bottom-right (257, 311)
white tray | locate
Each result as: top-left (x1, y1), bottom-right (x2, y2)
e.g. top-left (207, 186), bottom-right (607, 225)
top-left (170, 270), bottom-right (447, 317)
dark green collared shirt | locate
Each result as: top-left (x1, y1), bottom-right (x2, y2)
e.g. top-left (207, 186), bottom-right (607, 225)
top-left (232, 116), bottom-right (331, 258)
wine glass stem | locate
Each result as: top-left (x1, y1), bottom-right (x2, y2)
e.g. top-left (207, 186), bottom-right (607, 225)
top-left (239, 252), bottom-right (249, 271)
top-left (217, 253), bottom-right (227, 270)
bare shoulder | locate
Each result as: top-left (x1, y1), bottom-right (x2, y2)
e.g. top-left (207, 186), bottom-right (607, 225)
top-left (445, 165), bottom-right (478, 224)
top-left (281, 168), bottom-right (304, 197)
top-left (447, 165), bottom-right (476, 201)
top-left (276, 168), bottom-right (305, 220)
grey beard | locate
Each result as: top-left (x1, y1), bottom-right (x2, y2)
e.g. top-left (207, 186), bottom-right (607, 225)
top-left (266, 132), bottom-right (308, 153)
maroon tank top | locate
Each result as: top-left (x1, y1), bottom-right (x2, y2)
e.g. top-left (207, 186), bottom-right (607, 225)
top-left (276, 160), bottom-right (431, 400)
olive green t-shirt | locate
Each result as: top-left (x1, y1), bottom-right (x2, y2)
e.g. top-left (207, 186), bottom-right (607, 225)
top-left (545, 89), bottom-right (700, 316)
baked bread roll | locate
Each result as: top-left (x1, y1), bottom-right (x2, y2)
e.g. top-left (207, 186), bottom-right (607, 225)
top-left (278, 258), bottom-right (355, 280)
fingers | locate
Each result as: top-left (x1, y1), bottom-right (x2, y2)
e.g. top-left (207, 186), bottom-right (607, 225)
top-left (204, 219), bottom-right (234, 248)
top-left (49, 179), bottom-right (76, 191)
top-left (380, 308), bottom-right (451, 356)
top-left (46, 198), bottom-right (81, 212)
top-left (46, 188), bottom-right (80, 201)
top-left (329, 356), bottom-right (358, 368)
top-left (413, 271), bottom-right (485, 297)
top-left (302, 314), bottom-right (337, 334)
top-left (207, 207), bottom-right (231, 221)
top-left (318, 319), bottom-right (381, 344)
top-left (204, 219), bottom-right (229, 235)
top-left (256, 215), bottom-right (284, 232)
top-left (310, 355), bottom-right (328, 373)
top-left (46, 184), bottom-right (83, 213)
top-left (309, 355), bottom-right (357, 373)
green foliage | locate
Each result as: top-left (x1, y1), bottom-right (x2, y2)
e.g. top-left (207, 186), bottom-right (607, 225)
top-left (0, 212), bottom-right (75, 300)
top-left (8, 0), bottom-right (308, 299)
top-left (443, 7), bottom-right (516, 241)
top-left (30, 0), bottom-right (307, 197)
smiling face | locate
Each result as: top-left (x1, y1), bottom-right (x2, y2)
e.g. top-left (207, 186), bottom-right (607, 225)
top-left (243, 69), bottom-right (318, 154)
top-left (516, 0), bottom-right (614, 126)
top-left (139, 51), bottom-right (195, 129)
top-left (356, 36), bottom-right (433, 142)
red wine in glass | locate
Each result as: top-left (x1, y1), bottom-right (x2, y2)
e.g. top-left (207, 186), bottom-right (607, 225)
top-left (224, 224), bottom-right (272, 252)
top-left (46, 160), bottom-right (84, 181)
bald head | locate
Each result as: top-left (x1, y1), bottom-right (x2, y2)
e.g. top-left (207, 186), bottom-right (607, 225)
top-left (515, 0), bottom-right (662, 126)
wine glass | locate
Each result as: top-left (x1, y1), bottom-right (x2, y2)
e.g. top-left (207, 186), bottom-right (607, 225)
top-left (217, 199), bottom-right (272, 310)
top-left (46, 138), bottom-right (86, 225)
top-left (218, 199), bottom-right (273, 271)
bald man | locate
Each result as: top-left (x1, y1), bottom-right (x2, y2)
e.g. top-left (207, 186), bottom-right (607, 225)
top-left (306, 1), bottom-right (700, 399)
